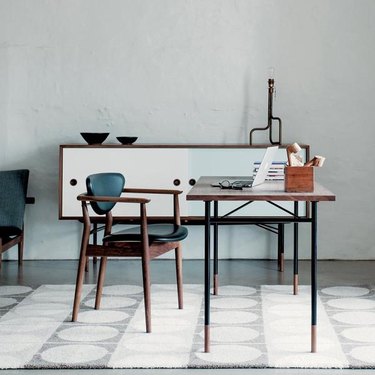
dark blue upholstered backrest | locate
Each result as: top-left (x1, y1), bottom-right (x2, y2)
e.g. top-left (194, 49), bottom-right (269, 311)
top-left (86, 173), bottom-right (125, 215)
top-left (0, 169), bottom-right (29, 236)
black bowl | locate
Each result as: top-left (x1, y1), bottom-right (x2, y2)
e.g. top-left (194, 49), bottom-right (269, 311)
top-left (80, 132), bottom-right (109, 145)
top-left (116, 136), bottom-right (138, 145)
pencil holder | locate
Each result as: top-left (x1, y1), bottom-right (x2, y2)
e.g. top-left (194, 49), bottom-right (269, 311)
top-left (285, 166), bottom-right (314, 192)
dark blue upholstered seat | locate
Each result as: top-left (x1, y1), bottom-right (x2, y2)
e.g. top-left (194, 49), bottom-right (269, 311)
top-left (0, 169), bottom-right (30, 267)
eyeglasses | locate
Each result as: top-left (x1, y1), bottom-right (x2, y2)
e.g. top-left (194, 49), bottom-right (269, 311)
top-left (218, 180), bottom-right (243, 190)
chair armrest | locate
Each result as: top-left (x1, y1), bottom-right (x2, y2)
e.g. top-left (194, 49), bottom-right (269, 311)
top-left (123, 188), bottom-right (182, 195)
top-left (123, 188), bottom-right (182, 225)
top-left (77, 194), bottom-right (150, 204)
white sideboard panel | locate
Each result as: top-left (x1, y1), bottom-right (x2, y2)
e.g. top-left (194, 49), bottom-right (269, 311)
top-left (60, 145), bottom-right (308, 219)
top-left (62, 148), bottom-right (189, 218)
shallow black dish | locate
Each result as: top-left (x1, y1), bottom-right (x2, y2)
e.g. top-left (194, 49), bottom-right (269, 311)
top-left (80, 132), bottom-right (109, 145)
top-left (116, 136), bottom-right (138, 145)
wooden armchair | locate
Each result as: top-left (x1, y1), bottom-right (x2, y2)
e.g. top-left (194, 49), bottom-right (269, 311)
top-left (0, 169), bottom-right (31, 268)
top-left (72, 172), bottom-right (188, 332)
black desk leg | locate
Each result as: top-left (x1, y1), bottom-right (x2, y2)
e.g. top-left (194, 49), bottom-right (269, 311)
top-left (311, 201), bottom-right (317, 352)
top-left (293, 202), bottom-right (299, 295)
top-left (278, 224), bottom-right (285, 272)
top-left (213, 202), bottom-right (219, 295)
top-left (204, 201), bottom-right (211, 353)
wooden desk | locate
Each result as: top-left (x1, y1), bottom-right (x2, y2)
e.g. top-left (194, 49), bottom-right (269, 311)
top-left (186, 176), bottom-right (336, 353)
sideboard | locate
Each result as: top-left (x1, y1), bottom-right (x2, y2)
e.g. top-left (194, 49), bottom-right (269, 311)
top-left (59, 144), bottom-right (309, 223)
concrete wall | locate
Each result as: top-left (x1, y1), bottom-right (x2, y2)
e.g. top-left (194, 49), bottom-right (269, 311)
top-left (1, 0), bottom-right (374, 260)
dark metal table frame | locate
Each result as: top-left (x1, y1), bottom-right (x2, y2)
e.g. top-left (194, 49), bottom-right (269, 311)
top-left (186, 177), bottom-right (336, 354)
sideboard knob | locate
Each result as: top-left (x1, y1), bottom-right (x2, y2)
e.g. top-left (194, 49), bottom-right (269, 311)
top-left (189, 178), bottom-right (196, 186)
top-left (70, 179), bottom-right (77, 186)
top-left (173, 179), bottom-right (181, 186)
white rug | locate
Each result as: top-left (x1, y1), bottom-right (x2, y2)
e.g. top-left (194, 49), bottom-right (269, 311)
top-left (0, 283), bottom-right (374, 369)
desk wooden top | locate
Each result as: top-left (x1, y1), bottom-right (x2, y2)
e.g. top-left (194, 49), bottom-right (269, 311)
top-left (186, 176), bottom-right (336, 202)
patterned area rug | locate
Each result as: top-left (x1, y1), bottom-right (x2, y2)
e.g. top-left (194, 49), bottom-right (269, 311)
top-left (0, 283), bottom-right (375, 369)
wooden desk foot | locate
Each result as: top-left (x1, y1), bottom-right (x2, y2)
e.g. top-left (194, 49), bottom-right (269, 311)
top-left (205, 325), bottom-right (210, 353)
top-left (293, 274), bottom-right (299, 295)
top-left (311, 325), bottom-right (317, 352)
top-left (214, 275), bottom-right (219, 295)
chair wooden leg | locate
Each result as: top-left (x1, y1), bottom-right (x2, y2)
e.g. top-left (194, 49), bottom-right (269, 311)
top-left (72, 252), bottom-right (87, 321)
top-left (95, 257), bottom-right (107, 310)
top-left (141, 255), bottom-right (151, 333)
top-left (85, 257), bottom-right (89, 272)
top-left (175, 245), bottom-right (183, 309)
top-left (18, 233), bottom-right (24, 266)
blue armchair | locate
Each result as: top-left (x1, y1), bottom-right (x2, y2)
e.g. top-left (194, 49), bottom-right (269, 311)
top-left (71, 172), bottom-right (188, 332)
top-left (0, 169), bottom-right (30, 268)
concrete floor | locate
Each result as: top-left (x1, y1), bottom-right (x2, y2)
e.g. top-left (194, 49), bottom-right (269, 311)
top-left (1, 259), bottom-right (373, 288)
top-left (0, 259), bottom-right (374, 375)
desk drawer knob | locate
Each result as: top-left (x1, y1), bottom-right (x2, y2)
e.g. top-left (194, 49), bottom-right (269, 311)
top-left (173, 179), bottom-right (181, 186)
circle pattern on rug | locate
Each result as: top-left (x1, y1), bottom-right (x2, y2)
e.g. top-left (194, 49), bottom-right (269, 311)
top-left (0, 286), bottom-right (32, 296)
top-left (200, 326), bottom-right (260, 343)
top-left (195, 344), bottom-right (262, 364)
top-left (350, 346), bottom-right (375, 364)
top-left (321, 286), bottom-right (370, 297)
top-left (102, 285), bottom-right (143, 295)
top-left (84, 297), bottom-right (137, 309)
top-left (332, 311), bottom-right (375, 325)
top-left (41, 344), bottom-right (108, 364)
top-left (77, 310), bottom-right (129, 324)
top-left (57, 326), bottom-right (119, 342)
top-left (211, 311), bottom-right (259, 324)
top-left (327, 297), bottom-right (375, 310)
top-left (341, 327), bottom-right (375, 343)
top-left (211, 297), bottom-right (257, 309)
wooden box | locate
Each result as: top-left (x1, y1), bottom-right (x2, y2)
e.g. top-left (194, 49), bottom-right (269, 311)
top-left (285, 166), bottom-right (314, 192)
